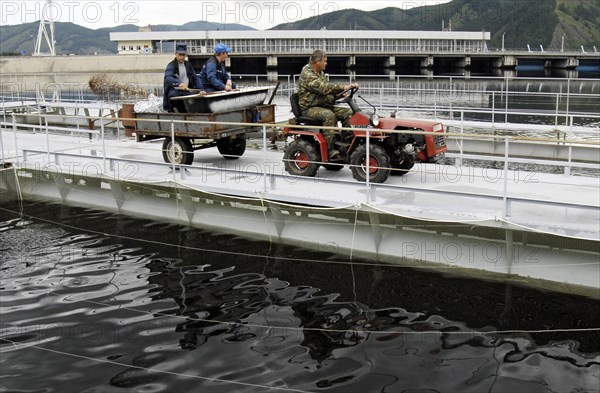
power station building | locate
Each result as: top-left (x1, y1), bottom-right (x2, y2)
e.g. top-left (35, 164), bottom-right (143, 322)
top-left (109, 29), bottom-right (492, 77)
top-left (109, 30), bottom-right (491, 56)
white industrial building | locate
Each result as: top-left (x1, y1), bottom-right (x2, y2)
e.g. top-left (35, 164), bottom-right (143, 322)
top-left (110, 30), bottom-right (491, 55)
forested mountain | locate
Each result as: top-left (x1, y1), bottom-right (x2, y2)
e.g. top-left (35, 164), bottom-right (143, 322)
top-left (272, 0), bottom-right (599, 51)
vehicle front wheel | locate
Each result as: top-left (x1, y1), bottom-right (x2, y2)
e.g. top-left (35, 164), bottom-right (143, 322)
top-left (217, 135), bottom-right (246, 159)
top-left (283, 139), bottom-right (320, 177)
top-left (349, 144), bottom-right (391, 183)
top-left (162, 137), bottom-right (194, 165)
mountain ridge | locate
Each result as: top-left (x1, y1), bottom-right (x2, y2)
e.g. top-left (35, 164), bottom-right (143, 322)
top-left (0, 20), bottom-right (255, 55)
top-left (1, 0), bottom-right (597, 55)
top-left (271, 0), bottom-right (599, 51)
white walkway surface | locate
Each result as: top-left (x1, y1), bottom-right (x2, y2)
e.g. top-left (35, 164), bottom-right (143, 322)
top-left (3, 130), bottom-right (598, 240)
top-left (1, 130), bottom-right (599, 291)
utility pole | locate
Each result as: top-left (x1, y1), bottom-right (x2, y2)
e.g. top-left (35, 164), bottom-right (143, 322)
top-left (502, 32), bottom-right (505, 51)
top-left (34, 0), bottom-right (56, 56)
top-left (561, 34), bottom-right (566, 52)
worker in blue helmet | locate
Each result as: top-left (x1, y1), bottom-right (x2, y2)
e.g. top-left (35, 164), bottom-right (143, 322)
top-left (199, 43), bottom-right (237, 92)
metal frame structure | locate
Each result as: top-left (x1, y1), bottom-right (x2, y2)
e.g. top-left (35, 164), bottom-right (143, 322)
top-left (33, 0), bottom-right (56, 56)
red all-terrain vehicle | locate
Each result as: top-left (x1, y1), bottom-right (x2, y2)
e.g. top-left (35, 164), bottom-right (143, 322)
top-left (282, 87), bottom-right (447, 183)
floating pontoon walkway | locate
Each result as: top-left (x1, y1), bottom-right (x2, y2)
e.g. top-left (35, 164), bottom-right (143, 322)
top-left (1, 129), bottom-right (599, 294)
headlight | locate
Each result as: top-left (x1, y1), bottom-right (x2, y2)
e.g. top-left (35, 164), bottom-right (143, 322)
top-left (370, 114), bottom-right (380, 127)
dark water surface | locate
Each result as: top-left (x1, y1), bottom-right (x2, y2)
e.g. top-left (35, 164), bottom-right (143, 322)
top-left (1, 199), bottom-right (599, 393)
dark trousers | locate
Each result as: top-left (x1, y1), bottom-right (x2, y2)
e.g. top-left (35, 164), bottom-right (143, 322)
top-left (168, 89), bottom-right (194, 113)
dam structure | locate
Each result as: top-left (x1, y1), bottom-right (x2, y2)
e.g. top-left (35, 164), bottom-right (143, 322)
top-left (2, 30), bottom-right (598, 85)
top-left (109, 29), bottom-right (600, 79)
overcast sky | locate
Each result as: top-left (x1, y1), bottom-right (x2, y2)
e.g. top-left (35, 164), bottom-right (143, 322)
top-left (1, 1), bottom-right (452, 30)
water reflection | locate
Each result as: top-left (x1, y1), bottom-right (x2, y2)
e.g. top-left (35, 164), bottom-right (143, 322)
top-left (142, 255), bottom-right (600, 391)
top-left (1, 200), bottom-right (599, 393)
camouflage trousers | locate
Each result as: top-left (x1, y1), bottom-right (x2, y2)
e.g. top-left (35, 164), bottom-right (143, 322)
top-left (302, 106), bottom-right (353, 148)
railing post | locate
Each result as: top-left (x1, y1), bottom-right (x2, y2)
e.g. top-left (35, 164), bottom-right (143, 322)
top-left (491, 91), bottom-right (495, 128)
top-left (504, 77), bottom-right (509, 123)
top-left (180, 162), bottom-right (186, 180)
top-left (565, 77), bottom-right (571, 125)
top-left (171, 120), bottom-right (176, 181)
top-left (555, 91), bottom-right (560, 127)
top-left (263, 125), bottom-right (268, 193)
top-left (503, 138), bottom-right (509, 218)
top-left (35, 87), bottom-right (41, 135)
top-left (458, 111), bottom-right (464, 166)
top-left (11, 113), bottom-right (19, 164)
top-left (0, 117), bottom-right (5, 164)
top-left (75, 97), bottom-right (81, 134)
top-left (569, 115), bottom-right (574, 134)
top-left (565, 145), bottom-right (572, 176)
top-left (45, 115), bottom-right (50, 162)
top-left (116, 103), bottom-right (121, 140)
top-left (366, 127), bottom-right (371, 204)
top-left (100, 113), bottom-right (107, 172)
top-left (2, 97), bottom-right (7, 134)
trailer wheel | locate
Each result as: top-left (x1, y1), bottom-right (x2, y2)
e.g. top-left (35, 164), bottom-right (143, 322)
top-left (283, 139), bottom-right (320, 177)
top-left (162, 137), bottom-right (194, 165)
top-left (217, 136), bottom-right (246, 159)
top-left (349, 144), bottom-right (391, 183)
top-left (391, 156), bottom-right (415, 176)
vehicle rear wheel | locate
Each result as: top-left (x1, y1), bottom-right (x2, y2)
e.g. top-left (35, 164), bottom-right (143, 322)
top-left (283, 139), bottom-right (320, 177)
top-left (391, 156), bottom-right (415, 176)
top-left (162, 137), bottom-right (194, 165)
top-left (217, 135), bottom-right (246, 159)
top-left (349, 144), bottom-right (391, 183)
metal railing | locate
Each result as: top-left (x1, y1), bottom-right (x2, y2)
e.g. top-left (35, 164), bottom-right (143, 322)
top-left (2, 111), bottom-right (599, 219)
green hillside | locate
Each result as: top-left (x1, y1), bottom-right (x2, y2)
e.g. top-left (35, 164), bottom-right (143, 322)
top-left (272, 0), bottom-right (599, 51)
top-left (553, 0), bottom-right (600, 50)
top-left (0, 21), bottom-right (254, 56)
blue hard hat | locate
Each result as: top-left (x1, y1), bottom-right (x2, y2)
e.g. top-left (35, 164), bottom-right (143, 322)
top-left (175, 43), bottom-right (187, 54)
top-left (214, 43), bottom-right (232, 54)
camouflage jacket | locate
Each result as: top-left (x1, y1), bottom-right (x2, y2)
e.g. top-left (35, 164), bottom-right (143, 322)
top-left (298, 64), bottom-right (346, 112)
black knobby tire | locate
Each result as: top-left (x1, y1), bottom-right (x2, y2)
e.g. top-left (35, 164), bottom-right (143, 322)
top-left (391, 155), bottom-right (415, 176)
top-left (217, 135), bottom-right (247, 159)
top-left (349, 144), bottom-right (391, 183)
top-left (283, 139), bottom-right (320, 177)
top-left (321, 163), bottom-right (344, 171)
top-left (162, 137), bottom-right (194, 165)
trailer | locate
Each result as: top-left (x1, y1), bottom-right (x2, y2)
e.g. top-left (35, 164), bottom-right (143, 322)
top-left (121, 86), bottom-right (276, 165)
